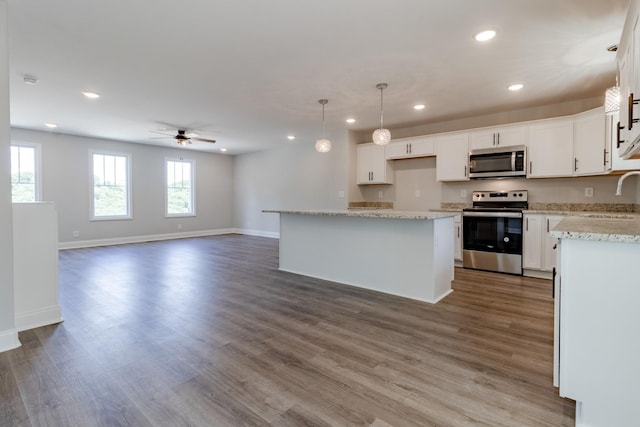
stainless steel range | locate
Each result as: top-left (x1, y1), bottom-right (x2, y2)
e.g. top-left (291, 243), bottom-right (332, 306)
top-left (462, 190), bottom-right (528, 275)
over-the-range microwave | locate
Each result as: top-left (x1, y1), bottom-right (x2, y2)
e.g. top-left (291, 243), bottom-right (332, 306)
top-left (468, 145), bottom-right (527, 179)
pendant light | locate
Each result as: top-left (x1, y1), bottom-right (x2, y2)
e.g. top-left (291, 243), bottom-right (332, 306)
top-left (315, 99), bottom-right (331, 153)
top-left (604, 85), bottom-right (621, 115)
top-left (372, 83), bottom-right (391, 145)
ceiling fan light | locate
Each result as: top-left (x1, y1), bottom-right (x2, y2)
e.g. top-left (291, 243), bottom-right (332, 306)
top-left (315, 138), bottom-right (331, 153)
top-left (372, 128), bottom-right (391, 145)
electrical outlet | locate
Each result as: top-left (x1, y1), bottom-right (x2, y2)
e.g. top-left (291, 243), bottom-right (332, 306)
top-left (338, 190), bottom-right (345, 199)
top-left (415, 190), bottom-right (421, 198)
top-left (72, 230), bottom-right (79, 238)
top-left (460, 189), bottom-right (467, 198)
top-left (177, 223), bottom-right (183, 230)
top-left (378, 191), bottom-right (383, 199)
top-left (584, 187), bottom-right (594, 197)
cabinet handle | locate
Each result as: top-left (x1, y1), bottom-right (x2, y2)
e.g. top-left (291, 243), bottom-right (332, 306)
top-left (496, 132), bottom-right (500, 145)
top-left (617, 121), bottom-right (625, 148)
top-left (529, 161), bottom-right (532, 175)
top-left (574, 158), bottom-right (578, 172)
top-left (603, 148), bottom-right (608, 166)
top-left (525, 217), bottom-right (528, 231)
top-left (406, 144), bottom-right (409, 154)
top-left (493, 133), bottom-right (496, 146)
top-left (546, 218), bottom-right (550, 233)
top-left (629, 93), bottom-right (639, 130)
top-left (409, 143), bottom-right (412, 154)
top-left (457, 225), bottom-right (460, 238)
top-left (464, 165), bottom-right (467, 177)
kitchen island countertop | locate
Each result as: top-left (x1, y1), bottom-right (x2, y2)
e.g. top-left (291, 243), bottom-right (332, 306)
top-left (550, 216), bottom-right (640, 243)
top-left (263, 209), bottom-right (457, 220)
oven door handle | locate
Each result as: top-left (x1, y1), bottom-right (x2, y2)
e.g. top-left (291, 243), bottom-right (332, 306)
top-left (463, 211), bottom-right (523, 219)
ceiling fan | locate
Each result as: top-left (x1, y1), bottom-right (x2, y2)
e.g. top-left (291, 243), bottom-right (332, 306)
top-left (150, 129), bottom-right (216, 145)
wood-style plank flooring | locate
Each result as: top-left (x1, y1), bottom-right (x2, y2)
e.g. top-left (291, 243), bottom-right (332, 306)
top-left (1, 234), bottom-right (575, 426)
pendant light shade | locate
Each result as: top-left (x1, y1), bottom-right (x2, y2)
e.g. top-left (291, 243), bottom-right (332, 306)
top-left (604, 86), bottom-right (621, 115)
top-left (315, 99), bottom-right (331, 153)
top-left (372, 83), bottom-right (391, 145)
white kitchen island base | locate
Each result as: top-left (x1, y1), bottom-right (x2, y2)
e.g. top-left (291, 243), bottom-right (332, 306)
top-left (268, 210), bottom-right (455, 304)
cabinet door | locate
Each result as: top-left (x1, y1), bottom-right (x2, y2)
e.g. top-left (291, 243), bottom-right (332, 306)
top-left (523, 214), bottom-right (543, 270)
top-left (611, 113), bottom-right (640, 170)
top-left (630, 12), bottom-right (640, 149)
top-left (357, 144), bottom-right (392, 184)
top-left (453, 214), bottom-right (462, 261)
top-left (385, 141), bottom-right (411, 159)
top-left (528, 120), bottom-right (574, 178)
top-left (574, 110), bottom-right (606, 176)
top-left (470, 130), bottom-right (496, 150)
top-left (410, 138), bottom-right (436, 157)
top-left (386, 137), bottom-right (435, 159)
top-left (542, 215), bottom-right (564, 271)
top-left (496, 127), bottom-right (526, 147)
top-left (436, 133), bottom-right (470, 181)
top-left (618, 41), bottom-right (633, 158)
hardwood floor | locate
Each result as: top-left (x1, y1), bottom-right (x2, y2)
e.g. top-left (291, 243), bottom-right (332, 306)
top-left (0, 234), bottom-right (575, 426)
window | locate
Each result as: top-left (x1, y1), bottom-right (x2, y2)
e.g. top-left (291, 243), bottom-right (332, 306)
top-left (166, 158), bottom-right (195, 216)
top-left (91, 152), bottom-right (131, 219)
top-left (10, 143), bottom-right (41, 202)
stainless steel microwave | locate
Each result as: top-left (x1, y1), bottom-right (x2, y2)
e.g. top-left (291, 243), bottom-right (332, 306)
top-left (468, 145), bottom-right (527, 179)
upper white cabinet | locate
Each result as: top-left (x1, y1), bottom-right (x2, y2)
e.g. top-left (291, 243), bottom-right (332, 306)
top-left (470, 126), bottom-right (526, 150)
top-left (608, 112), bottom-right (640, 170)
top-left (386, 136), bottom-right (435, 160)
top-left (357, 143), bottom-right (393, 185)
top-left (573, 108), bottom-right (607, 176)
top-left (527, 118), bottom-right (574, 178)
top-left (618, 0), bottom-right (640, 159)
top-left (436, 133), bottom-right (470, 182)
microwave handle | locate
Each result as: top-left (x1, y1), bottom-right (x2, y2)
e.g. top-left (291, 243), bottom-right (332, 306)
top-left (511, 151), bottom-right (516, 172)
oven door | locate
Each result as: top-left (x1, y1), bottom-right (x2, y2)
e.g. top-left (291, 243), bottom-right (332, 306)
top-left (462, 211), bottom-right (523, 254)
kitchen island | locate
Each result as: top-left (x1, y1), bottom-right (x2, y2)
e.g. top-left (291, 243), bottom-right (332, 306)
top-left (263, 210), bottom-right (456, 303)
top-left (551, 216), bottom-right (640, 427)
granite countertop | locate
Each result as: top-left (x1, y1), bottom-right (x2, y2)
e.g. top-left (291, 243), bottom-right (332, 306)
top-left (263, 209), bottom-right (457, 220)
top-left (550, 217), bottom-right (640, 243)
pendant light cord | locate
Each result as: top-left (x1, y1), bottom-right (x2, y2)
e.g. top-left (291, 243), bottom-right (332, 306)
top-left (379, 86), bottom-right (384, 131)
top-left (322, 102), bottom-right (326, 139)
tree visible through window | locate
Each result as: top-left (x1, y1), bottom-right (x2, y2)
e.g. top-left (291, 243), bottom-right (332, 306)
top-left (92, 152), bottom-right (130, 218)
top-left (166, 159), bottom-right (194, 216)
top-left (10, 145), bottom-right (38, 202)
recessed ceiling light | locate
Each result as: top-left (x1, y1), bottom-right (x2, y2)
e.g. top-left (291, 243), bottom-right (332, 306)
top-left (287, 135), bottom-right (296, 140)
top-left (346, 118), bottom-right (356, 124)
top-left (474, 30), bottom-right (496, 42)
top-left (414, 104), bottom-right (426, 110)
top-left (82, 91), bottom-right (100, 99)
top-left (44, 123), bottom-right (57, 128)
top-left (508, 83), bottom-right (524, 91)
top-left (23, 75), bottom-right (38, 85)
top-left (220, 148), bottom-right (227, 152)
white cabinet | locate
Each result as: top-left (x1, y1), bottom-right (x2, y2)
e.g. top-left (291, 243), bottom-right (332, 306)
top-left (527, 119), bottom-right (574, 178)
top-left (453, 213), bottom-right (462, 262)
top-left (555, 235), bottom-right (640, 426)
top-left (523, 213), bottom-right (563, 272)
top-left (618, 0), bottom-right (640, 159)
top-left (470, 126), bottom-right (526, 150)
top-left (523, 214), bottom-right (543, 270)
top-left (386, 136), bottom-right (435, 160)
top-left (435, 133), bottom-right (469, 182)
top-left (357, 143), bottom-right (393, 185)
top-left (608, 112), bottom-right (640, 170)
top-left (573, 108), bottom-right (607, 176)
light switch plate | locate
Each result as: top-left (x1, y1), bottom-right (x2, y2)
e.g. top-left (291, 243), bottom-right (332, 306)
top-left (584, 187), bottom-right (594, 197)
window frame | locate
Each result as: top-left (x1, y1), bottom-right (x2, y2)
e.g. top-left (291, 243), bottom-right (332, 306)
top-left (90, 150), bottom-right (133, 221)
top-left (10, 142), bottom-right (42, 202)
top-left (165, 157), bottom-right (196, 218)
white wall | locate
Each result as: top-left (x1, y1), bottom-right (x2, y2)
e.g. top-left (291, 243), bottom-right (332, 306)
top-left (12, 128), bottom-right (234, 245)
top-left (233, 131), bottom-right (349, 236)
top-left (0, 0), bottom-right (19, 352)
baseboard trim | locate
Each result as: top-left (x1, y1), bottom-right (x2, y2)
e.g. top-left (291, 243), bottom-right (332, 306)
top-left (0, 328), bottom-right (21, 353)
top-left (59, 228), bottom-right (237, 250)
top-left (233, 228), bottom-right (280, 239)
top-left (523, 269), bottom-right (553, 280)
top-left (15, 305), bottom-right (63, 332)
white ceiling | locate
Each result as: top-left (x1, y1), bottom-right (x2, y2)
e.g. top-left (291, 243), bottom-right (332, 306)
top-left (7, 0), bottom-right (630, 154)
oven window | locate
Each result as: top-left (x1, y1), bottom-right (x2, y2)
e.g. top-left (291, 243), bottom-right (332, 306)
top-left (463, 216), bottom-right (523, 254)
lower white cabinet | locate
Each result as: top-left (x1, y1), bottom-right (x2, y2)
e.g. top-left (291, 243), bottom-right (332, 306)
top-left (555, 237), bottom-right (640, 427)
top-left (436, 133), bottom-right (470, 182)
top-left (453, 213), bottom-right (462, 261)
top-left (357, 143), bottom-right (393, 184)
top-left (523, 213), bottom-right (563, 272)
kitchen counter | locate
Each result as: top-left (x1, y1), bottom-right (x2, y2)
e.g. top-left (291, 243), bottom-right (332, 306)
top-left (264, 209), bottom-right (456, 220)
top-left (264, 210), bottom-right (455, 303)
top-left (550, 216), bottom-right (640, 243)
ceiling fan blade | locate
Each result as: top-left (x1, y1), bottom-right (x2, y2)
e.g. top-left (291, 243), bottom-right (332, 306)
top-left (191, 137), bottom-right (216, 143)
top-left (149, 129), bottom-right (177, 137)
